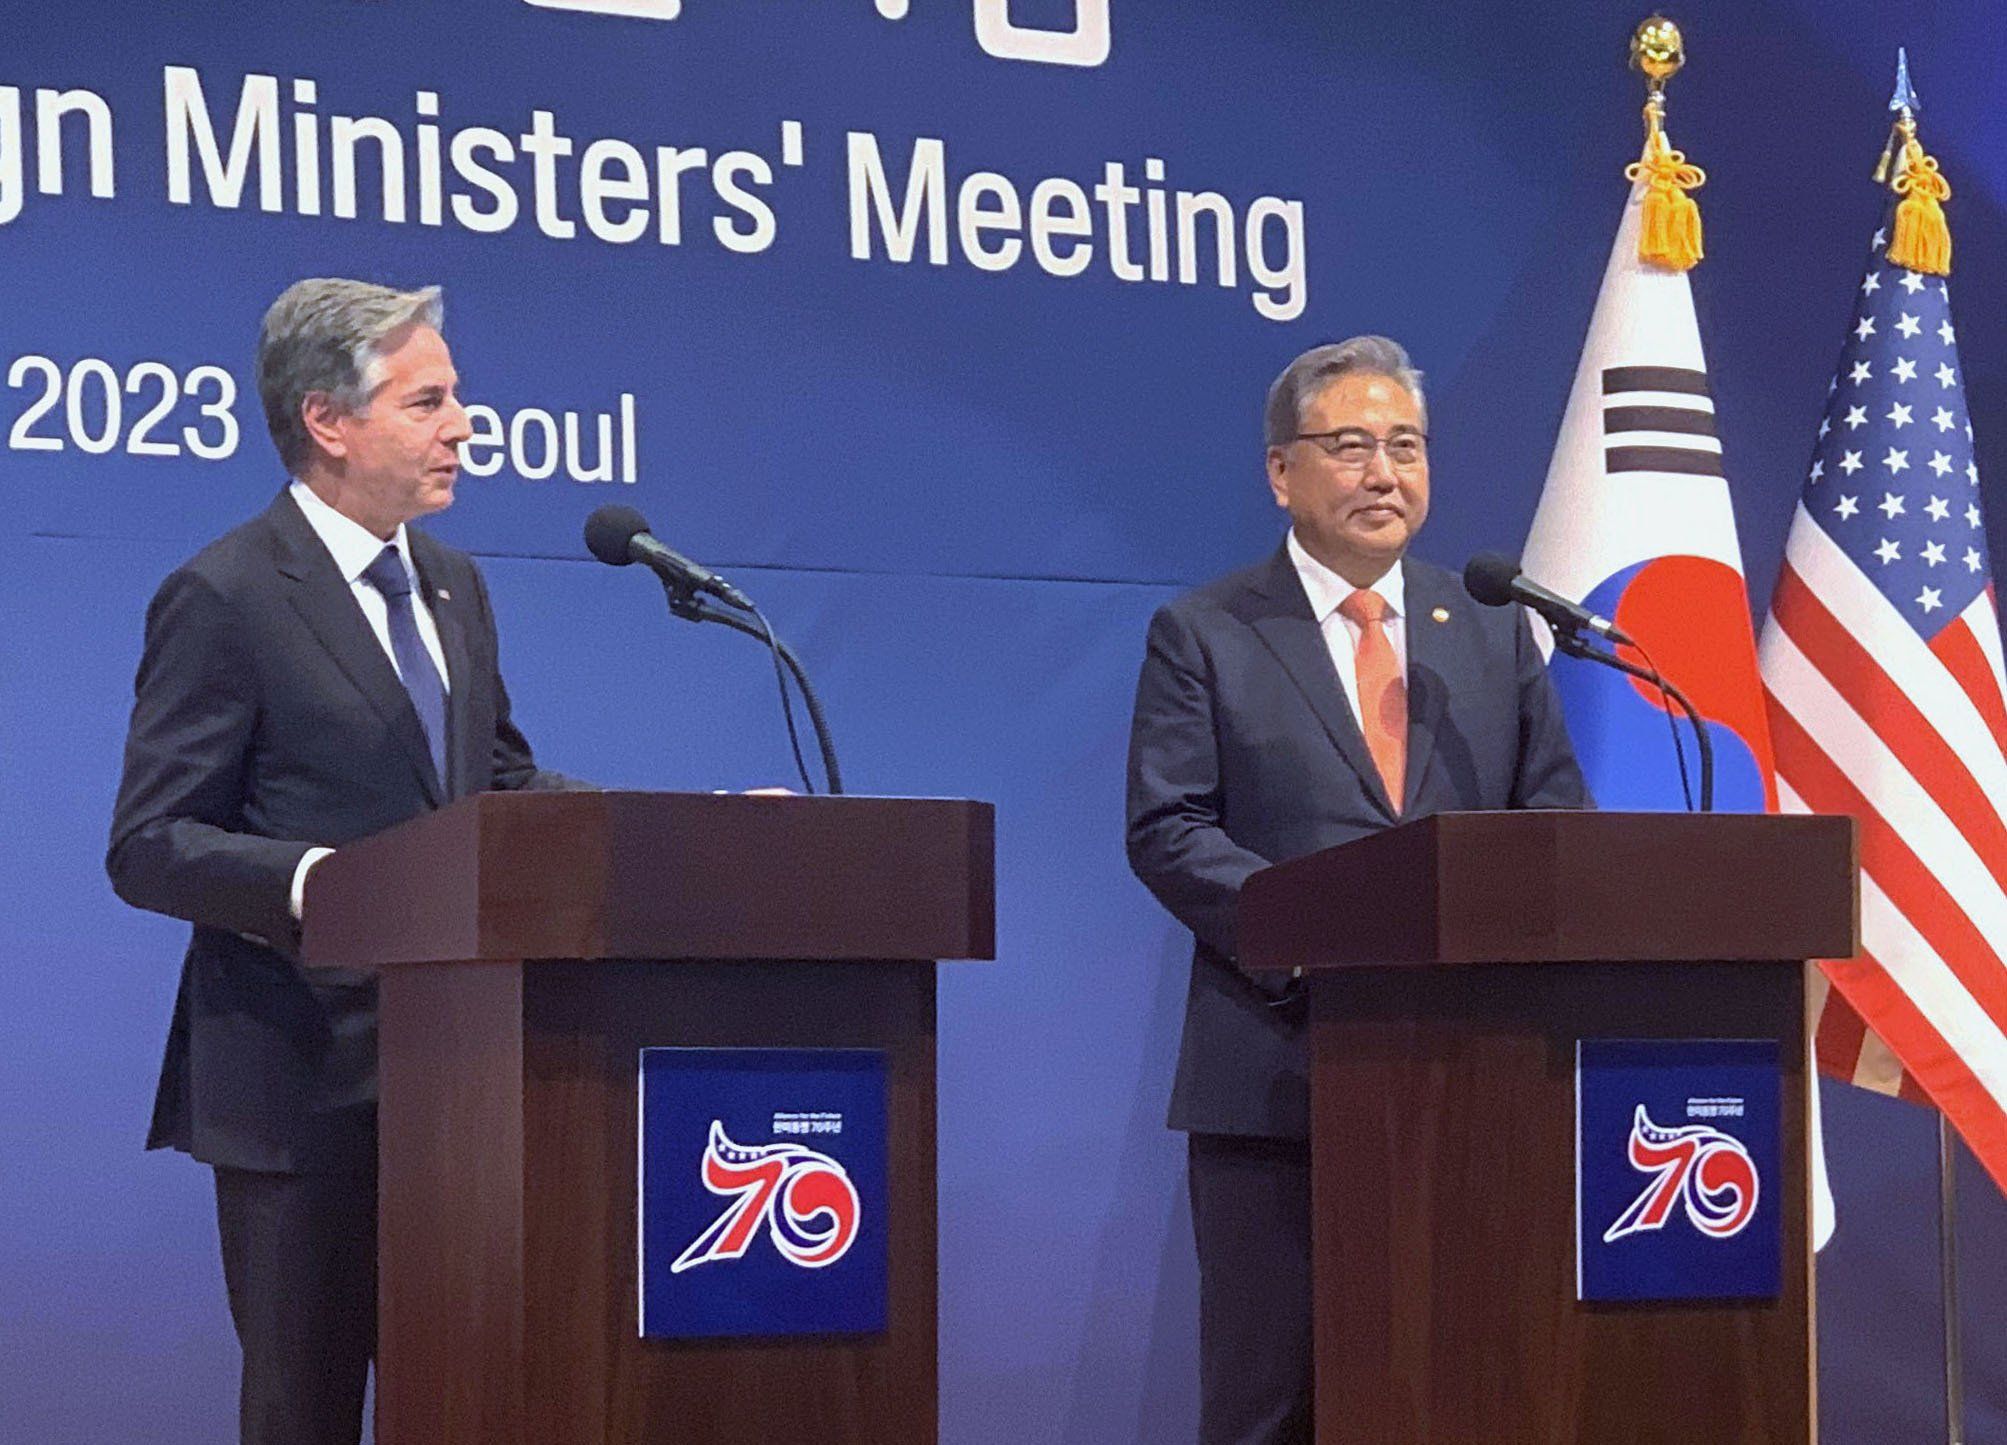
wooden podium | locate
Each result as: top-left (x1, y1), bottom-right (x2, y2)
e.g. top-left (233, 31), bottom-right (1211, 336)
top-left (1239, 811), bottom-right (1857, 1445)
top-left (303, 791), bottom-right (995, 1445)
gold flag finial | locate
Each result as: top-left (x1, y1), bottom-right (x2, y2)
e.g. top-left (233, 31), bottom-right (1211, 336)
top-left (1624, 16), bottom-right (1704, 271)
top-left (1631, 15), bottom-right (1684, 90)
top-left (1876, 51), bottom-right (1951, 276)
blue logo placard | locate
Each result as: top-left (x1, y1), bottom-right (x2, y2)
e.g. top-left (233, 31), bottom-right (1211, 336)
top-left (1576, 1039), bottom-right (1781, 1302)
top-left (639, 1048), bottom-right (888, 1339)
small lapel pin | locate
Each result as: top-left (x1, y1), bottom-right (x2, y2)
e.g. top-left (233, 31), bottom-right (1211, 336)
top-left (1431, 606), bottom-right (1450, 623)
top-left (436, 588), bottom-right (451, 602)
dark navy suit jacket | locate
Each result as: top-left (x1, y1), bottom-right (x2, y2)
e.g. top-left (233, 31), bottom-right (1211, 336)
top-left (1125, 544), bottom-right (1589, 1140)
top-left (108, 489), bottom-right (571, 1173)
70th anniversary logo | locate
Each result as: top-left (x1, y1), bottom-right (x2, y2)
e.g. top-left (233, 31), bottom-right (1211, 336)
top-left (524, 0), bottom-right (1113, 68)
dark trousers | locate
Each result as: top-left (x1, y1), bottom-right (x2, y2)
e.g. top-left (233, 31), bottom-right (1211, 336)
top-left (213, 1165), bottom-right (377, 1445)
top-left (1187, 1132), bottom-right (1313, 1445)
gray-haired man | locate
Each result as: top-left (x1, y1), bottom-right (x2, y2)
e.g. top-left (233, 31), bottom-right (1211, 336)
top-left (1125, 337), bottom-right (1588, 1443)
top-left (108, 278), bottom-right (570, 1444)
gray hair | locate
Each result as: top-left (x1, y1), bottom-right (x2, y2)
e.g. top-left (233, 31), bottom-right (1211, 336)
top-left (257, 278), bottom-right (445, 470)
top-left (1262, 335), bottom-right (1427, 448)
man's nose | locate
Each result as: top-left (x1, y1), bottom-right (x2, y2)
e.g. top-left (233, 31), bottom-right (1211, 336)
top-left (441, 398), bottom-right (474, 446)
top-left (1362, 446), bottom-right (1399, 486)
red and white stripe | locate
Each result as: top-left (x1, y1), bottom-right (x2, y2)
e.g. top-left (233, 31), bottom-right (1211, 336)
top-left (1760, 506), bottom-right (2007, 1191)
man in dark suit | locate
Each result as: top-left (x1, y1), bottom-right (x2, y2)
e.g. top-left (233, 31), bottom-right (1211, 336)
top-left (1125, 336), bottom-right (1588, 1444)
top-left (107, 277), bottom-right (571, 1445)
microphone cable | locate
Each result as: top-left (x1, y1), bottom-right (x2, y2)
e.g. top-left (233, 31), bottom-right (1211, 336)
top-left (748, 599), bottom-right (817, 795)
top-left (1628, 636), bottom-right (1697, 813)
top-left (586, 504), bottom-right (844, 794)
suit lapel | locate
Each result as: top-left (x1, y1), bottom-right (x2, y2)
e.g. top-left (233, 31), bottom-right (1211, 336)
top-left (1399, 563), bottom-right (1453, 812)
top-left (409, 533), bottom-right (472, 800)
top-left (265, 491), bottom-right (445, 806)
top-left (1244, 546), bottom-right (1399, 819)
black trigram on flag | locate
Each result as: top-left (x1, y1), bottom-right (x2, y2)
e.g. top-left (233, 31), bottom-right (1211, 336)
top-left (1602, 365), bottom-right (1723, 477)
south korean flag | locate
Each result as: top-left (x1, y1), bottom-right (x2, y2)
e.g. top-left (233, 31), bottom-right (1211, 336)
top-left (1518, 178), bottom-right (1835, 1247)
top-left (1517, 179), bottom-right (1771, 819)
top-left (1521, 183), bottom-right (1748, 619)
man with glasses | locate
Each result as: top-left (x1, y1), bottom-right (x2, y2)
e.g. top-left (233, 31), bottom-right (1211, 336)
top-left (1125, 336), bottom-right (1587, 1444)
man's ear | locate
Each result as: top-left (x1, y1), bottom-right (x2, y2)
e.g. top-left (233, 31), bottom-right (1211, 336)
top-left (300, 392), bottom-right (348, 461)
top-left (1265, 446), bottom-right (1291, 510)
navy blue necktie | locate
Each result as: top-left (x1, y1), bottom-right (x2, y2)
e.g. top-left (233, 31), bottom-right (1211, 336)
top-left (361, 545), bottom-right (449, 789)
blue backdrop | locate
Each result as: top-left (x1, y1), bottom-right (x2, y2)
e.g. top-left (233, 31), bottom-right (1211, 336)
top-left (3, 1), bottom-right (2004, 1439)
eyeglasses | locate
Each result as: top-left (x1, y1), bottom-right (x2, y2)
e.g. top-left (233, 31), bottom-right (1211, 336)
top-left (1292, 430), bottom-right (1429, 472)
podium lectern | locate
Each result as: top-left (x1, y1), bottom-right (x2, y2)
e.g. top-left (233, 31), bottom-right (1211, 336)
top-left (1240, 811), bottom-right (1856, 1445)
top-left (303, 791), bottom-right (994, 1445)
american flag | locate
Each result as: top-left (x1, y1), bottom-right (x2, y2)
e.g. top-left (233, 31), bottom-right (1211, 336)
top-left (1758, 215), bottom-right (2007, 1191)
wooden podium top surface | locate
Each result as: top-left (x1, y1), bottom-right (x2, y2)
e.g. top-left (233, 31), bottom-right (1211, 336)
top-left (303, 790), bottom-right (995, 969)
top-left (1239, 810), bottom-right (1857, 971)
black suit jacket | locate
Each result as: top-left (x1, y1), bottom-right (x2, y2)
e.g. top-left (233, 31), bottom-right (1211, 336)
top-left (1125, 545), bottom-right (1589, 1140)
top-left (108, 490), bottom-right (570, 1173)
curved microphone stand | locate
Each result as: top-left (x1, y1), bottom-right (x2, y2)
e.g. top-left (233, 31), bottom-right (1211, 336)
top-left (661, 583), bottom-right (845, 795)
top-left (1550, 626), bottom-right (1713, 812)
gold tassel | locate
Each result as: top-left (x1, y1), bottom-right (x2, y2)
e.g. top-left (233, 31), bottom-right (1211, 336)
top-left (1625, 101), bottom-right (1705, 271)
top-left (1887, 132), bottom-right (1952, 276)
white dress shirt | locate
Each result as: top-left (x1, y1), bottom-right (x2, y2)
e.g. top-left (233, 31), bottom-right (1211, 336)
top-left (286, 480), bottom-right (453, 919)
top-left (288, 480), bottom-right (451, 690)
top-left (1286, 528), bottom-right (1407, 731)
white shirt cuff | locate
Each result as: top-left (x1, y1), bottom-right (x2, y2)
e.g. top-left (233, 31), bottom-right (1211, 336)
top-left (291, 847), bottom-right (336, 921)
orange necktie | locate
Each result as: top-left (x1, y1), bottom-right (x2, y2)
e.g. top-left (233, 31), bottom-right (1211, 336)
top-left (1338, 589), bottom-right (1407, 809)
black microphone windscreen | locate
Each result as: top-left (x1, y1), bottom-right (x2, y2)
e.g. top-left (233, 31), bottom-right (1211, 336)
top-left (584, 504), bottom-right (651, 566)
top-left (1462, 552), bottom-right (1521, 607)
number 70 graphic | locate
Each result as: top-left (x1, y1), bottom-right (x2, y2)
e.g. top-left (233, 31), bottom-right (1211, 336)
top-left (522, 0), bottom-right (1113, 68)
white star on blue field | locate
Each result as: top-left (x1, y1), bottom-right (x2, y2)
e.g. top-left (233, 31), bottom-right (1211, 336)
top-left (1804, 219), bottom-right (1989, 635)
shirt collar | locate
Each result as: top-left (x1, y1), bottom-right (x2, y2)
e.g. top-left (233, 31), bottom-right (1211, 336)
top-left (289, 479), bottom-right (414, 587)
top-left (1286, 529), bottom-right (1405, 625)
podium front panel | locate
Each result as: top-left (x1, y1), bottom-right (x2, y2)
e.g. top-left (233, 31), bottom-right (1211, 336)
top-left (377, 958), bottom-right (939, 1445)
top-left (1307, 960), bottom-right (1811, 1445)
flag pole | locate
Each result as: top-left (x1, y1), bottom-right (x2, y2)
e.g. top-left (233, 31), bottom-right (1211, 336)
top-left (1939, 1112), bottom-right (1965, 1445)
top-left (1879, 50), bottom-right (1966, 1444)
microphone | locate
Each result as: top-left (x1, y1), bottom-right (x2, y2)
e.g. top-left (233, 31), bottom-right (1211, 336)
top-left (1462, 552), bottom-right (1634, 646)
top-left (1465, 550), bottom-right (1713, 810)
top-left (583, 504), bottom-right (754, 612)
top-left (581, 503), bottom-right (843, 793)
